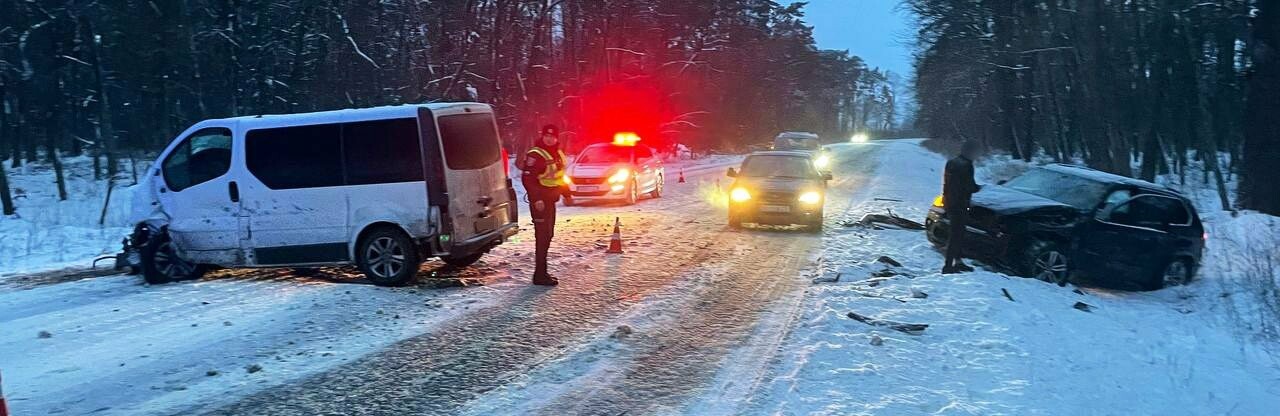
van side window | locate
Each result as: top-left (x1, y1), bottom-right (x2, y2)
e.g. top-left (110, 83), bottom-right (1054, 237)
top-left (162, 127), bottom-right (233, 192)
top-left (343, 118), bottom-right (424, 184)
top-left (247, 124), bottom-right (343, 189)
top-left (437, 113), bottom-right (500, 170)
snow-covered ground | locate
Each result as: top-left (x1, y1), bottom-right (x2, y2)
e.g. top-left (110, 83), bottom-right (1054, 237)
top-left (1, 156), bottom-right (142, 277)
top-left (3, 141), bottom-right (1278, 415)
top-left (747, 141), bottom-right (1280, 415)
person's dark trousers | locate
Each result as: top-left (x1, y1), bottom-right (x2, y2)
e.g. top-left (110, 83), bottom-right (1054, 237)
top-left (531, 197), bottom-right (557, 278)
top-left (945, 208), bottom-right (969, 268)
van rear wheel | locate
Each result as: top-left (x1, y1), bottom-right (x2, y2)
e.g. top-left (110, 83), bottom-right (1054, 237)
top-left (357, 228), bottom-right (420, 287)
top-left (443, 253), bottom-right (484, 268)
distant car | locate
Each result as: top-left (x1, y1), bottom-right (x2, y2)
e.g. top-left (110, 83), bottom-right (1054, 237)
top-left (925, 164), bottom-right (1205, 290)
top-left (726, 151), bottom-right (832, 232)
top-left (563, 134), bottom-right (664, 206)
top-left (773, 131), bottom-right (832, 171)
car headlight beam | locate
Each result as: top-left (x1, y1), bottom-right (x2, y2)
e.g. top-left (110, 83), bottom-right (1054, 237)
top-left (730, 187), bottom-right (752, 202)
top-left (814, 154), bottom-right (831, 169)
top-left (798, 191), bottom-right (823, 205)
top-left (608, 168), bottom-right (631, 184)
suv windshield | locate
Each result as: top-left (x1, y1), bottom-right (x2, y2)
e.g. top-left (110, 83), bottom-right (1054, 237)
top-left (577, 146), bottom-right (631, 164)
top-left (740, 155), bottom-right (815, 178)
top-left (1005, 168), bottom-right (1109, 210)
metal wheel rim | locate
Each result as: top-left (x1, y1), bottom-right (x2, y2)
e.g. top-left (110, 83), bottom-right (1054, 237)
top-left (365, 236), bottom-right (406, 279)
top-left (1034, 250), bottom-right (1068, 284)
top-left (1163, 261), bottom-right (1190, 286)
top-left (154, 240), bottom-right (195, 278)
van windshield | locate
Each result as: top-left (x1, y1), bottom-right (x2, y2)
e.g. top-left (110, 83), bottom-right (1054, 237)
top-left (577, 146), bottom-right (631, 164)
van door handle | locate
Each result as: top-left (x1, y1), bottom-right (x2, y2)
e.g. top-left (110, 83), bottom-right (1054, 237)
top-left (228, 181), bottom-right (240, 203)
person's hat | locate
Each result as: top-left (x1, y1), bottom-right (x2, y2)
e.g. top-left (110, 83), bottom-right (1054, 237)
top-left (541, 124), bottom-right (559, 136)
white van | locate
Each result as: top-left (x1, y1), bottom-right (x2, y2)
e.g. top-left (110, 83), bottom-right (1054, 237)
top-left (129, 103), bottom-right (519, 286)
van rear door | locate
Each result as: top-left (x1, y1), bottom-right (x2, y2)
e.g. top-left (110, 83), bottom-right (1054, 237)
top-left (419, 107), bottom-right (515, 250)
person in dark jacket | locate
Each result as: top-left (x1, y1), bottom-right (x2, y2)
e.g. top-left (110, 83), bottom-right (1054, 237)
top-left (522, 124), bottom-right (568, 286)
top-left (942, 140), bottom-right (982, 274)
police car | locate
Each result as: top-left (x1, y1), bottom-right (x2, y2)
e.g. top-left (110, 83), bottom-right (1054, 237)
top-left (563, 133), bottom-right (665, 206)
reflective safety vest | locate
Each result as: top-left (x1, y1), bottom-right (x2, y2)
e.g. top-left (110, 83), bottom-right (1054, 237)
top-left (527, 147), bottom-right (567, 188)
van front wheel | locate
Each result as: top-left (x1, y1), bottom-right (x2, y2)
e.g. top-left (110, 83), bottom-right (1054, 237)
top-left (358, 228), bottom-right (420, 287)
top-left (141, 234), bottom-right (206, 284)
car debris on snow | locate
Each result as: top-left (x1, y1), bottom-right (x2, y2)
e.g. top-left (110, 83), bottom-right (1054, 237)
top-left (1073, 301), bottom-right (1095, 312)
top-left (245, 364), bottom-right (263, 374)
top-left (847, 311), bottom-right (929, 335)
top-left (909, 287), bottom-right (928, 299)
top-left (37, 330), bottom-right (52, 338)
top-left (875, 256), bottom-right (902, 267)
top-left (1001, 288), bottom-right (1015, 302)
top-left (869, 334), bottom-right (884, 346)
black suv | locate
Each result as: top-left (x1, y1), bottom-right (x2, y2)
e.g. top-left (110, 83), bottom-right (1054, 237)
top-left (925, 164), bottom-right (1204, 290)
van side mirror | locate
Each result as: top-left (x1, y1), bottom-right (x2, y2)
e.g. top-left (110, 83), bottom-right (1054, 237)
top-left (822, 172), bottom-right (833, 181)
top-left (726, 168), bottom-right (738, 178)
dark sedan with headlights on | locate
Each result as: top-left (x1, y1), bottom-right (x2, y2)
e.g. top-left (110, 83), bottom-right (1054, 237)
top-left (925, 164), bottom-right (1205, 290)
top-left (726, 151), bottom-right (832, 232)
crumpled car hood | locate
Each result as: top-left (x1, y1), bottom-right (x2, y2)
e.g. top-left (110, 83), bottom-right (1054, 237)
top-left (971, 185), bottom-right (1073, 215)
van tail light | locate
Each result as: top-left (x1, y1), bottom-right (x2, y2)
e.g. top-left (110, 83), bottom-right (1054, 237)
top-left (501, 147), bottom-right (511, 178)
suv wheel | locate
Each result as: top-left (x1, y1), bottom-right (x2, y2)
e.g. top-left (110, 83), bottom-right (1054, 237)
top-left (1025, 241), bottom-right (1069, 286)
top-left (357, 228), bottom-right (421, 286)
top-left (1154, 258), bottom-right (1194, 290)
top-left (141, 234), bottom-right (206, 284)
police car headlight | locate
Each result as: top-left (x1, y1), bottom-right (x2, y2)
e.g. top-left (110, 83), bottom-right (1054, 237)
top-left (608, 168), bottom-right (631, 184)
top-left (798, 191), bottom-right (823, 205)
top-left (730, 188), bottom-right (752, 202)
top-left (814, 154), bottom-right (831, 169)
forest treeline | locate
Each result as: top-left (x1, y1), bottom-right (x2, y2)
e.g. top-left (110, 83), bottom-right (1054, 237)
top-left (909, 0), bottom-right (1280, 215)
top-left (0, 0), bottom-right (900, 215)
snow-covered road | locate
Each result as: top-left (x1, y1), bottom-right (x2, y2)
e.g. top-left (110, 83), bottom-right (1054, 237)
top-left (4, 140), bottom-right (1277, 415)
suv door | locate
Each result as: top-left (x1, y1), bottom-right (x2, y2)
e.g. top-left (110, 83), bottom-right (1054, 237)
top-left (1084, 194), bottom-right (1180, 283)
top-left (429, 110), bottom-right (514, 248)
top-left (156, 127), bottom-right (242, 264)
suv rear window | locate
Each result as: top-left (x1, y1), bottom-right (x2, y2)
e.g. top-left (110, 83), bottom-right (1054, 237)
top-left (437, 113), bottom-right (501, 170)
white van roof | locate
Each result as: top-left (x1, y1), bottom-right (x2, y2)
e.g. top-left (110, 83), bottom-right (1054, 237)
top-left (214, 102), bottom-right (492, 130)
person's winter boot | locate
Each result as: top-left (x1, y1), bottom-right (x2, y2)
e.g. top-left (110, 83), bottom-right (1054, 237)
top-left (953, 262), bottom-right (975, 273)
top-left (941, 265), bottom-right (958, 274)
top-left (532, 273), bottom-right (559, 286)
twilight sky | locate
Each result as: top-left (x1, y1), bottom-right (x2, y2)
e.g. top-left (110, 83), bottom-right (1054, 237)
top-left (794, 0), bottom-right (916, 79)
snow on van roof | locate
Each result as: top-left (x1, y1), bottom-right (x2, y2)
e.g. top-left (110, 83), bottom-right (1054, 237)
top-left (219, 102), bottom-right (489, 128)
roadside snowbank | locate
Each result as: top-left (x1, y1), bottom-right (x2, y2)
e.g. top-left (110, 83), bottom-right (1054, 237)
top-left (1, 157), bottom-right (140, 277)
top-left (750, 140), bottom-right (1280, 415)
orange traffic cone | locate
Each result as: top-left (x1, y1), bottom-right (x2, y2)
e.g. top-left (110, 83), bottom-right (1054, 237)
top-left (1, 369), bottom-right (8, 416)
top-left (606, 217), bottom-right (624, 254)
top-left (678, 168), bottom-right (686, 183)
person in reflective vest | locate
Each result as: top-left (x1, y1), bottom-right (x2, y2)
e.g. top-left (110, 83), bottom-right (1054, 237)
top-left (521, 124), bottom-right (567, 286)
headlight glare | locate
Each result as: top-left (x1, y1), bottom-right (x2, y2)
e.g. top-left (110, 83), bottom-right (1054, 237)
top-left (730, 188), bottom-right (752, 202)
top-left (814, 154), bottom-right (831, 169)
top-left (608, 168), bottom-right (631, 184)
top-left (799, 191), bottom-right (823, 205)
